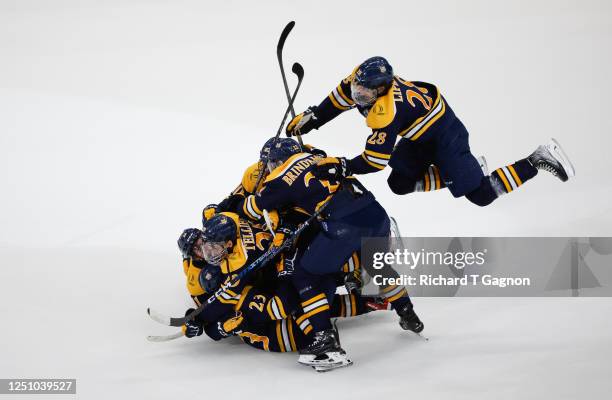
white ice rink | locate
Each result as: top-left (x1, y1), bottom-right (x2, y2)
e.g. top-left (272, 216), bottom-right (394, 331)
top-left (1, 1), bottom-right (612, 398)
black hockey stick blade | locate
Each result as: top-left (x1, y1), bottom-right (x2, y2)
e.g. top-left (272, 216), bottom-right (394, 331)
top-left (291, 62), bottom-right (304, 81)
top-left (274, 62), bottom-right (304, 139)
top-left (277, 21), bottom-right (295, 54)
top-left (277, 21), bottom-right (304, 145)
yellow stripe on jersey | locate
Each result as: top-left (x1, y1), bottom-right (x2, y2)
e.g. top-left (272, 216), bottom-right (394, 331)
top-left (303, 324), bottom-right (313, 335)
top-left (399, 95), bottom-right (446, 141)
top-left (332, 85), bottom-right (354, 109)
top-left (361, 153), bottom-right (386, 170)
top-left (424, 172), bottom-right (431, 192)
top-left (328, 92), bottom-right (351, 111)
top-left (364, 149), bottom-right (392, 160)
top-left (266, 296), bottom-right (287, 320)
top-left (350, 293), bottom-right (357, 316)
top-left (337, 84), bottom-right (354, 105)
top-left (411, 99), bottom-right (446, 141)
top-left (242, 195), bottom-right (263, 220)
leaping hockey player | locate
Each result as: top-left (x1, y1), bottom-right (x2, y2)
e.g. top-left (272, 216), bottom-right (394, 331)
top-left (286, 56), bottom-right (575, 206)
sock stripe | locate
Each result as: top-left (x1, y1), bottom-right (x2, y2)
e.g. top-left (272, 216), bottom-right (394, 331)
top-left (502, 166), bottom-right (518, 190)
top-left (495, 168), bottom-right (512, 192)
top-left (508, 165), bottom-right (523, 186)
top-left (301, 293), bottom-right (326, 307)
top-left (433, 166), bottom-right (441, 189)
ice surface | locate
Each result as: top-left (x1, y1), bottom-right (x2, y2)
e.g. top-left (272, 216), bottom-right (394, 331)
top-left (1, 0), bottom-right (612, 398)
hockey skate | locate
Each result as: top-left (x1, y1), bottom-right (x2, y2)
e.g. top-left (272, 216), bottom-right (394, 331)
top-left (298, 328), bottom-right (353, 372)
top-left (397, 303), bottom-right (424, 334)
top-left (528, 138), bottom-right (575, 182)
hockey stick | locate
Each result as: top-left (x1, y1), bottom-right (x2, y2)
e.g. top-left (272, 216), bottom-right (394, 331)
top-left (274, 62), bottom-right (304, 139)
top-left (252, 61), bottom-right (305, 192)
top-left (146, 331), bottom-right (184, 342)
top-left (277, 21), bottom-right (303, 146)
top-left (147, 192), bottom-right (328, 328)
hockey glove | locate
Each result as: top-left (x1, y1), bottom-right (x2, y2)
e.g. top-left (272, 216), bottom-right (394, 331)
top-left (286, 107), bottom-right (318, 137)
top-left (303, 144), bottom-right (327, 158)
top-left (314, 157), bottom-right (351, 181)
top-left (182, 308), bottom-right (204, 338)
top-left (272, 226), bottom-right (296, 249)
top-left (216, 312), bottom-right (244, 338)
top-left (278, 246), bottom-right (298, 279)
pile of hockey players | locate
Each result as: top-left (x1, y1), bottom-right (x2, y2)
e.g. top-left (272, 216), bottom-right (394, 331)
top-left (174, 136), bottom-right (421, 372)
top-left (161, 55), bottom-right (575, 372)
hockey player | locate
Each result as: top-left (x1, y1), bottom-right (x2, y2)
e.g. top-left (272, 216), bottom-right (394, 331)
top-left (204, 138), bottom-right (327, 219)
top-left (176, 212), bottom-right (278, 336)
top-left (286, 56), bottom-right (575, 206)
top-left (235, 137), bottom-right (423, 370)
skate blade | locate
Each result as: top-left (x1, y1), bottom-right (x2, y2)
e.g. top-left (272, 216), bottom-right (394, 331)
top-left (298, 351), bottom-right (351, 367)
top-left (298, 354), bottom-right (316, 366)
top-left (548, 138), bottom-right (576, 179)
top-left (312, 359), bottom-right (353, 372)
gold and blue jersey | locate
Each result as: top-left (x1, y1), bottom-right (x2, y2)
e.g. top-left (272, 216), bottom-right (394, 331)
top-left (314, 68), bottom-right (453, 174)
top-left (182, 212), bottom-right (275, 321)
top-left (238, 152), bottom-right (340, 222)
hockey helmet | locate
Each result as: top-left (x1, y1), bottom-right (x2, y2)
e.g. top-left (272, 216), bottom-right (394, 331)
top-left (177, 228), bottom-right (203, 258)
top-left (352, 56), bottom-right (394, 106)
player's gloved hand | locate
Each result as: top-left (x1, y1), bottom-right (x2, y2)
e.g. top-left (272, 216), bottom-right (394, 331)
top-left (314, 157), bottom-right (351, 180)
top-left (272, 226), bottom-right (296, 249)
top-left (182, 308), bottom-right (204, 338)
top-left (202, 204), bottom-right (220, 221)
top-left (344, 270), bottom-right (363, 294)
top-left (216, 312), bottom-right (244, 337)
top-left (277, 246), bottom-right (298, 279)
top-left (286, 106), bottom-right (318, 137)
top-left (303, 144), bottom-right (327, 158)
